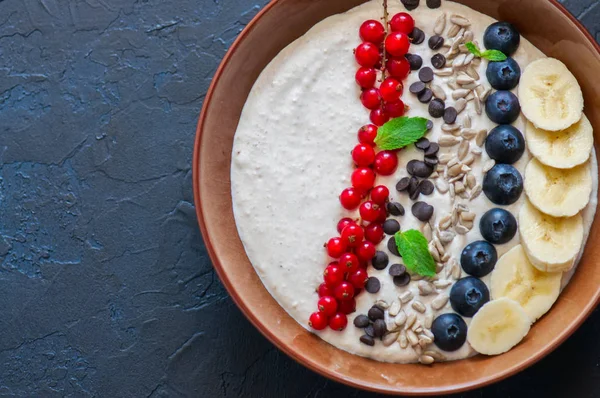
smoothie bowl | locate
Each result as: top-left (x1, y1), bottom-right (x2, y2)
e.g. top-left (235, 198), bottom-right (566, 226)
top-left (194, 0), bottom-right (600, 394)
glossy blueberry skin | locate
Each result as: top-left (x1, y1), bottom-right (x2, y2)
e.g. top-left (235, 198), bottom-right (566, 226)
top-left (450, 277), bottom-right (490, 317)
top-left (486, 57), bottom-right (521, 90)
top-left (460, 240), bottom-right (498, 277)
top-left (483, 164), bottom-right (523, 205)
top-left (480, 208), bottom-right (518, 244)
top-left (485, 91), bottom-right (521, 125)
top-left (485, 125), bottom-right (525, 164)
top-left (483, 21), bottom-right (521, 56)
top-left (431, 313), bottom-right (468, 352)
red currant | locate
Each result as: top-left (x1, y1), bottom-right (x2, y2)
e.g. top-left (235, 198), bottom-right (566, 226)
top-left (355, 42), bottom-right (381, 67)
top-left (323, 262), bottom-right (345, 286)
top-left (326, 237), bottom-right (347, 258)
top-left (374, 150), bottom-right (398, 175)
top-left (385, 32), bottom-right (410, 57)
top-left (364, 223), bottom-right (385, 244)
top-left (337, 217), bottom-right (355, 234)
top-left (356, 241), bottom-right (377, 262)
top-left (338, 298), bottom-right (356, 314)
top-left (390, 12), bottom-right (415, 34)
top-left (339, 252), bottom-right (360, 272)
top-left (359, 20), bottom-right (386, 44)
top-left (348, 268), bottom-right (369, 289)
top-left (339, 187), bottom-right (362, 210)
top-left (334, 281), bottom-right (355, 301)
top-left (370, 107), bottom-right (390, 126)
top-left (385, 100), bottom-right (407, 118)
top-left (328, 312), bottom-right (348, 331)
top-left (352, 144), bottom-right (376, 167)
top-left (386, 57), bottom-right (410, 79)
top-left (309, 311), bottom-right (328, 330)
top-left (358, 124), bottom-right (378, 146)
top-left (318, 283), bottom-right (334, 297)
top-left (341, 223), bottom-right (364, 248)
top-left (375, 207), bottom-right (388, 223)
top-left (360, 88), bottom-right (382, 110)
top-left (351, 167), bottom-right (376, 191)
top-left (359, 200), bottom-right (380, 222)
top-left (317, 296), bottom-right (338, 317)
top-left (355, 67), bottom-right (377, 89)
top-left (370, 185), bottom-right (390, 204)
top-left (380, 77), bottom-right (403, 102)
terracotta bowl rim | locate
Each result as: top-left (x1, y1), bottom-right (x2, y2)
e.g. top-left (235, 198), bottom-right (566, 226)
top-left (193, 0), bottom-right (600, 394)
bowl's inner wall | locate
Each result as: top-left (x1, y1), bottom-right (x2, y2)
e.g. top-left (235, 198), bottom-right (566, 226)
top-left (196, 0), bottom-right (600, 394)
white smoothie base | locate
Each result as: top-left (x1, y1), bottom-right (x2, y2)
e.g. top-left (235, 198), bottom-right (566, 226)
top-left (230, 0), bottom-right (598, 363)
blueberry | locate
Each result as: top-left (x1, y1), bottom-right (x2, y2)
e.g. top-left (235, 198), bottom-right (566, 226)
top-left (486, 57), bottom-right (521, 90)
top-left (485, 91), bottom-right (521, 124)
top-left (431, 313), bottom-right (467, 352)
top-left (483, 164), bottom-right (523, 205)
top-left (483, 21), bottom-right (521, 56)
top-left (450, 277), bottom-right (490, 317)
top-left (460, 240), bottom-right (498, 277)
top-left (479, 208), bottom-right (517, 244)
top-left (485, 125), bottom-right (525, 164)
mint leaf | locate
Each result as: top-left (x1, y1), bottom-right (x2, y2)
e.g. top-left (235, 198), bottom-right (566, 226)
top-left (481, 49), bottom-right (508, 61)
top-left (394, 229), bottom-right (436, 277)
top-left (465, 41), bottom-right (507, 61)
top-left (374, 117), bottom-right (429, 150)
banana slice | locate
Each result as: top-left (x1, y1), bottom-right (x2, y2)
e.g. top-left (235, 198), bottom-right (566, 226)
top-left (519, 58), bottom-right (583, 131)
top-left (526, 114), bottom-right (593, 169)
top-left (467, 298), bottom-right (532, 356)
top-left (524, 158), bottom-right (592, 217)
top-left (519, 200), bottom-right (583, 272)
top-left (490, 245), bottom-right (562, 322)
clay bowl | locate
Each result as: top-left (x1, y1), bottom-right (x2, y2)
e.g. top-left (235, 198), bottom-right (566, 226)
top-left (193, 0), bottom-right (600, 394)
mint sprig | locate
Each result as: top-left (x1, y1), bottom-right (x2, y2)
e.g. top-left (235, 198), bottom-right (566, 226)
top-left (465, 41), bottom-right (507, 61)
top-left (374, 116), bottom-right (429, 150)
top-left (394, 230), bottom-right (436, 277)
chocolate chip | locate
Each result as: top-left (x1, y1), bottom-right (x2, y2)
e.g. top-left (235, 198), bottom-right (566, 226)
top-left (354, 314), bottom-right (370, 328)
top-left (389, 263), bottom-right (407, 277)
top-left (409, 81), bottom-right (426, 95)
top-left (409, 28), bottom-right (425, 44)
top-left (415, 137), bottom-right (430, 150)
top-left (396, 176), bottom-right (411, 192)
top-left (431, 53), bottom-right (447, 69)
top-left (409, 186), bottom-right (421, 200)
top-left (428, 35), bottom-right (444, 50)
top-left (401, 0), bottom-right (420, 10)
top-left (417, 88), bottom-right (433, 103)
top-left (407, 160), bottom-right (433, 178)
top-left (373, 319), bottom-right (387, 338)
top-left (426, 0), bottom-right (441, 8)
top-left (368, 306), bottom-right (385, 321)
top-left (420, 179), bottom-right (435, 195)
top-left (387, 237), bottom-right (401, 257)
top-left (418, 67), bottom-right (434, 83)
top-left (387, 202), bottom-right (405, 216)
top-left (426, 120), bottom-right (434, 130)
top-left (394, 273), bottom-right (412, 287)
top-left (372, 251), bottom-right (389, 270)
top-left (412, 201), bottom-right (434, 221)
top-left (408, 176), bottom-right (420, 194)
top-left (429, 98), bottom-right (446, 118)
top-left (444, 107), bottom-right (458, 124)
top-left (365, 277), bottom-right (381, 293)
top-left (383, 219), bottom-right (401, 235)
top-left (365, 324), bottom-right (375, 337)
top-left (360, 334), bottom-right (375, 346)
top-left (424, 142), bottom-right (440, 156)
top-left (405, 53), bottom-right (423, 70)
top-left (424, 156), bottom-right (439, 167)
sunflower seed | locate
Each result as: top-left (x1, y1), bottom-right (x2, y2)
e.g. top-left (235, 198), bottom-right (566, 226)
top-left (429, 243), bottom-right (440, 262)
top-left (418, 281), bottom-right (434, 296)
top-left (436, 164), bottom-right (445, 173)
top-left (434, 236), bottom-right (444, 255)
top-left (412, 274), bottom-right (424, 281)
top-left (400, 291), bottom-right (414, 304)
top-left (438, 230), bottom-right (455, 244)
top-left (461, 211), bottom-right (476, 222)
top-left (456, 73), bottom-right (475, 85)
top-left (461, 82), bottom-right (479, 90)
top-left (434, 68), bottom-right (453, 76)
top-left (375, 299), bottom-right (389, 309)
top-left (406, 329), bottom-right (419, 346)
top-left (405, 312), bottom-right (417, 329)
top-left (383, 331), bottom-right (400, 346)
top-left (448, 164), bottom-right (462, 177)
top-left (466, 92), bottom-right (476, 101)
top-left (450, 14), bottom-right (471, 26)
top-left (389, 301), bottom-right (401, 317)
top-left (463, 30), bottom-right (474, 42)
top-left (447, 24), bottom-right (461, 38)
top-left (431, 84), bottom-right (446, 100)
top-left (434, 13), bottom-right (447, 35)
top-left (451, 261), bottom-right (462, 279)
top-left (448, 174), bottom-right (463, 183)
top-left (454, 98), bottom-right (467, 114)
top-left (438, 153), bottom-right (452, 164)
top-left (452, 88), bottom-right (470, 100)
top-left (476, 84), bottom-right (491, 101)
top-left (461, 128), bottom-right (476, 139)
top-left (422, 222), bottom-right (433, 241)
top-left (413, 323), bottom-right (423, 333)
top-left (464, 53), bottom-right (475, 65)
top-left (424, 313), bottom-right (434, 329)
top-left (418, 354), bottom-right (434, 365)
top-left (439, 136), bottom-right (460, 147)
top-left (399, 333), bottom-right (409, 349)
top-left (436, 262), bottom-right (445, 273)
top-left (475, 129), bottom-right (488, 147)
top-left (430, 171), bottom-right (439, 179)
top-left (457, 140), bottom-right (469, 160)
top-left (455, 224), bottom-right (469, 235)
top-left (439, 214), bottom-right (452, 230)
top-left (395, 310), bottom-right (407, 326)
top-left (471, 146), bottom-right (483, 156)
top-left (458, 44), bottom-right (469, 53)
top-left (454, 181), bottom-right (465, 194)
top-left (442, 123), bottom-right (460, 132)
top-left (483, 159), bottom-right (495, 173)
top-left (419, 334), bottom-right (433, 346)
top-left (473, 91), bottom-right (483, 114)
top-left (466, 174), bottom-right (476, 189)
top-left (430, 295), bottom-right (449, 311)
top-left (470, 184), bottom-right (482, 200)
top-left (433, 279), bottom-right (452, 289)
top-left (447, 78), bottom-right (459, 90)
top-left (452, 53), bottom-right (467, 68)
top-left (466, 65), bottom-right (480, 80)
top-left (449, 181), bottom-right (455, 200)
top-left (462, 220), bottom-right (474, 230)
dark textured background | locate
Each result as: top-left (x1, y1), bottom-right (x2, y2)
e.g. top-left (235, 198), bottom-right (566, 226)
top-left (0, 0), bottom-right (598, 396)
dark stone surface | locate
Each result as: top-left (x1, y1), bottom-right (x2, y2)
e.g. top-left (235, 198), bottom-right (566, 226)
top-left (0, 0), bottom-right (597, 396)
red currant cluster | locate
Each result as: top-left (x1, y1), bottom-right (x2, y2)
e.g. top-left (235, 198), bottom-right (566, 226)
top-left (308, 13), bottom-right (416, 332)
top-left (355, 13), bottom-right (415, 126)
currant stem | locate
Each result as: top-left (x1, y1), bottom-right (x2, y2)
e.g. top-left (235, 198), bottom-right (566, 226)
top-left (381, 0), bottom-right (389, 80)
